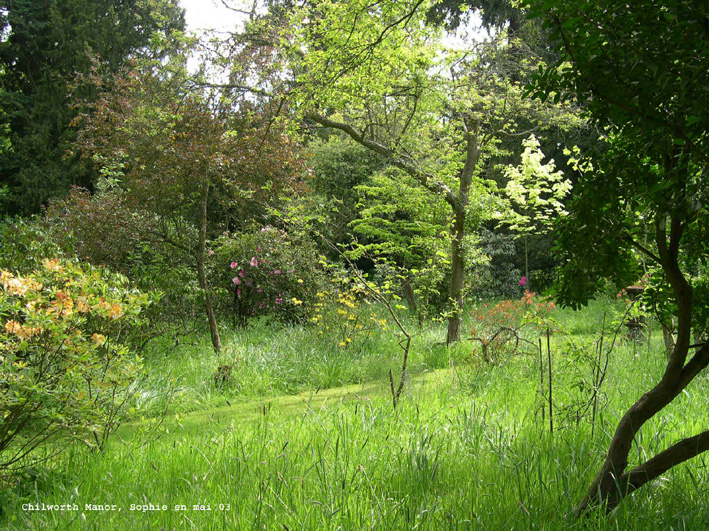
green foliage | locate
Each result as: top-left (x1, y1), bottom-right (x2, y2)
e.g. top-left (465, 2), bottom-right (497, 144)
top-left (210, 227), bottom-right (326, 325)
top-left (503, 134), bottom-right (571, 237)
top-left (308, 137), bottom-right (388, 249)
top-left (0, 219), bottom-right (65, 274)
top-left (0, 0), bottom-right (185, 214)
top-left (0, 258), bottom-right (155, 473)
top-left (527, 0), bottom-right (708, 310)
top-left (473, 227), bottom-right (522, 299)
top-left (352, 167), bottom-right (450, 264)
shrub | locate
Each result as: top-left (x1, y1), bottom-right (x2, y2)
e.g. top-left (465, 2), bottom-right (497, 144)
top-left (44, 188), bottom-right (204, 332)
top-left (0, 258), bottom-right (155, 474)
top-left (309, 279), bottom-right (380, 351)
top-left (43, 187), bottom-right (149, 274)
top-left (469, 291), bottom-right (557, 364)
top-left (0, 218), bottom-right (65, 273)
top-left (210, 226), bottom-right (326, 325)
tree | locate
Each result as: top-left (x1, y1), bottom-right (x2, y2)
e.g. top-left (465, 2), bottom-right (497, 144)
top-left (502, 133), bottom-right (571, 286)
top-left (0, 0), bottom-right (185, 214)
top-left (71, 53), bottom-right (302, 354)
top-left (308, 137), bottom-right (389, 254)
top-left (527, 0), bottom-right (709, 514)
top-left (290, 0), bottom-right (574, 343)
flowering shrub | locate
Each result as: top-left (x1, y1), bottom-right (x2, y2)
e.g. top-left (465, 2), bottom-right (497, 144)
top-left (309, 278), bottom-right (387, 350)
top-left (0, 259), bottom-right (155, 472)
top-left (469, 291), bottom-right (557, 364)
top-left (210, 227), bottom-right (326, 325)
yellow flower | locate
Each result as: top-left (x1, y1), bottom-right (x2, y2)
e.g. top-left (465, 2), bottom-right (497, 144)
top-left (92, 333), bottom-right (107, 346)
top-left (42, 258), bottom-right (63, 272)
top-left (338, 341), bottom-right (346, 347)
top-left (291, 297), bottom-right (302, 306)
top-left (5, 320), bottom-right (22, 335)
top-left (108, 304), bottom-right (123, 319)
top-left (297, 279), bottom-right (304, 284)
top-left (2, 275), bottom-right (40, 297)
top-left (4, 320), bottom-right (40, 339)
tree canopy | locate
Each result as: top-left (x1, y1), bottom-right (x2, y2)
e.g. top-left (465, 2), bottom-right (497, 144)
top-left (0, 0), bottom-right (185, 214)
top-left (527, 0), bottom-right (709, 514)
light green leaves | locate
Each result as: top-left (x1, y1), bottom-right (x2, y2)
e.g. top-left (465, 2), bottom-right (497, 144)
top-left (503, 134), bottom-right (572, 236)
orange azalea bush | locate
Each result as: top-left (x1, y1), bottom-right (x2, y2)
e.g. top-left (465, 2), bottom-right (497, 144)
top-left (469, 291), bottom-right (557, 364)
top-left (0, 259), bottom-right (155, 472)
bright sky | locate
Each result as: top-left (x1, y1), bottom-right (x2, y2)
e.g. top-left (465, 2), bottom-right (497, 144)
top-left (180, 0), bottom-right (245, 34)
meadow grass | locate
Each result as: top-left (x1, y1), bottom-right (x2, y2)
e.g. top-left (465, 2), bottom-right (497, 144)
top-left (2, 300), bottom-right (709, 530)
top-left (131, 310), bottom-right (465, 418)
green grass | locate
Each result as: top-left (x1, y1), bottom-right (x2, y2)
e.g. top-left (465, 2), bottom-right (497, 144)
top-left (3, 301), bottom-right (709, 530)
top-left (131, 312), bottom-right (466, 418)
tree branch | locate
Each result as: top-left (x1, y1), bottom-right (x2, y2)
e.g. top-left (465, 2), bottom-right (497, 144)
top-left (307, 113), bottom-right (458, 206)
top-left (618, 429), bottom-right (709, 500)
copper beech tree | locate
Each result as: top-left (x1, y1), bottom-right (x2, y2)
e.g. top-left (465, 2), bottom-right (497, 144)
top-left (71, 56), bottom-right (302, 354)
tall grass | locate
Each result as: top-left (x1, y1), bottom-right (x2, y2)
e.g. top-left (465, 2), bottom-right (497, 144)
top-left (132, 310), bottom-right (466, 418)
top-left (2, 300), bottom-right (709, 530)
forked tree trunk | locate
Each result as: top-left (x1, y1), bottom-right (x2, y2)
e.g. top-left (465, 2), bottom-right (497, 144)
top-left (197, 178), bottom-right (222, 355)
top-left (574, 216), bottom-right (709, 514)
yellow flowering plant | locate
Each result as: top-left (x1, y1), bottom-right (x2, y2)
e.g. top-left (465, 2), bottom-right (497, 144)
top-left (0, 259), bottom-right (156, 473)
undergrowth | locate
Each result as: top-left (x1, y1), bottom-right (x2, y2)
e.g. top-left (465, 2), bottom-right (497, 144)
top-left (2, 299), bottom-right (709, 530)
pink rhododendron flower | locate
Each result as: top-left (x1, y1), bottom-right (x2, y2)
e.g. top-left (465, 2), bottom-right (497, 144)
top-left (250, 257), bottom-right (258, 267)
top-left (239, 270), bottom-right (245, 278)
top-left (208, 249), bottom-right (214, 256)
top-left (520, 276), bottom-right (527, 286)
top-left (230, 262), bottom-right (237, 269)
top-left (274, 270), bottom-right (281, 275)
top-left (275, 298), bottom-right (282, 305)
top-left (236, 288), bottom-right (241, 296)
top-left (257, 247), bottom-right (262, 252)
top-left (233, 277), bottom-right (241, 285)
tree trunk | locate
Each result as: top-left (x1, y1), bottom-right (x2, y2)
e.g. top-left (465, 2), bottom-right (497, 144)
top-left (524, 234), bottom-right (530, 289)
top-left (574, 342), bottom-right (709, 514)
top-left (447, 206), bottom-right (465, 345)
top-left (446, 121), bottom-right (479, 345)
top-left (574, 215), bottom-right (709, 514)
top-left (402, 276), bottom-right (417, 313)
top-left (197, 178), bottom-right (222, 355)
